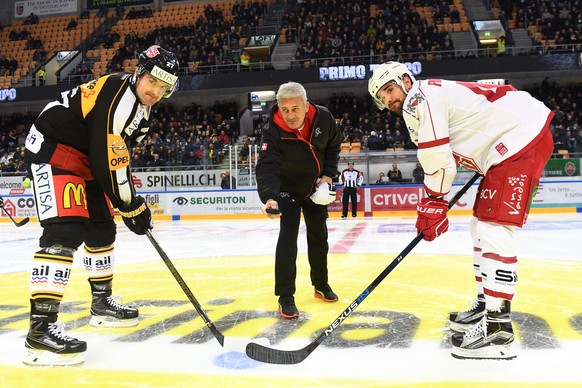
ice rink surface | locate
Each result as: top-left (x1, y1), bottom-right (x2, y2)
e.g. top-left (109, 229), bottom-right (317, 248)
top-left (1, 212), bottom-right (581, 387)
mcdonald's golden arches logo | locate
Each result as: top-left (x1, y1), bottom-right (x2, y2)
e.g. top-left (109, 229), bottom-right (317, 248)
top-left (63, 182), bottom-right (87, 210)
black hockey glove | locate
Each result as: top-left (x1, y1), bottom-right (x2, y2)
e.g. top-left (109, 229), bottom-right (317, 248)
top-left (118, 196), bottom-right (152, 235)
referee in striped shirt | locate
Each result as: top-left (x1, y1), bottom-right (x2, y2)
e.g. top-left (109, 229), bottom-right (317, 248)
top-left (338, 161), bottom-right (364, 218)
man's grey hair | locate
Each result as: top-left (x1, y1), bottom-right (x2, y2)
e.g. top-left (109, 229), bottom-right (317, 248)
top-left (276, 82), bottom-right (307, 105)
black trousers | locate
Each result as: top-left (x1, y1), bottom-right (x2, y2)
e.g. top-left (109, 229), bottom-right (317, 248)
top-left (342, 186), bottom-right (358, 217)
top-left (275, 194), bottom-right (329, 296)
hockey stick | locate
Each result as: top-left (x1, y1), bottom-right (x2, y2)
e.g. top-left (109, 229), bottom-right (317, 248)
top-left (246, 173), bottom-right (481, 364)
top-left (146, 229), bottom-right (225, 346)
top-left (0, 196), bottom-right (30, 227)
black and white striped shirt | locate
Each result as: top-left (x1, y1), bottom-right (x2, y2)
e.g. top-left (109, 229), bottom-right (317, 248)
top-left (339, 169), bottom-right (363, 188)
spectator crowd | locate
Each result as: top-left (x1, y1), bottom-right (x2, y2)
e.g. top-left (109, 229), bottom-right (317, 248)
top-left (1, 80), bottom-right (580, 175)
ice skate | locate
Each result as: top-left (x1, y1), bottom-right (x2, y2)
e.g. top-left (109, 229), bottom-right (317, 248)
top-left (451, 303), bottom-right (515, 360)
top-left (23, 300), bottom-right (86, 366)
top-left (448, 294), bottom-right (486, 332)
top-left (89, 281), bottom-right (139, 327)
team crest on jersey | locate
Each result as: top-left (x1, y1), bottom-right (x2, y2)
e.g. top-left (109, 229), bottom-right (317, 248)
top-left (406, 93), bottom-right (424, 114)
top-left (261, 143), bottom-right (268, 151)
top-left (495, 142), bottom-right (508, 156)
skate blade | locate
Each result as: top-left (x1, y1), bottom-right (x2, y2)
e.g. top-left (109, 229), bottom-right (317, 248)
top-left (90, 315), bottom-right (139, 328)
top-left (451, 344), bottom-right (516, 360)
top-left (23, 348), bottom-right (85, 366)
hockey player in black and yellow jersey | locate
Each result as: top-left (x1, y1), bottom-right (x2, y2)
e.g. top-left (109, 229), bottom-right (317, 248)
top-left (23, 45), bottom-right (179, 366)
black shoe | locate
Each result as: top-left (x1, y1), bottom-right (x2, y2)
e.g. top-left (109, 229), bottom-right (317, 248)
top-left (352, 214), bottom-right (356, 218)
top-left (314, 284), bottom-right (338, 302)
top-left (278, 295), bottom-right (299, 319)
top-left (341, 215), bottom-right (347, 219)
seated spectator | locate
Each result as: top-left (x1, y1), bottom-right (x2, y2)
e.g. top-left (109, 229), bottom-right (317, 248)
top-left (6, 129), bottom-right (18, 151)
top-left (387, 163), bottom-right (403, 183)
top-left (148, 153), bottom-right (166, 170)
top-left (217, 130), bottom-right (229, 145)
top-left (24, 13), bottom-right (39, 25)
top-left (8, 56), bottom-right (18, 76)
top-left (412, 162), bottom-right (425, 183)
top-left (33, 47), bottom-right (47, 62)
top-left (66, 19), bottom-right (77, 31)
top-left (0, 55), bottom-right (8, 76)
top-left (367, 131), bottom-right (385, 150)
top-left (4, 158), bottom-right (17, 172)
top-left (392, 129), bottom-right (407, 148)
top-left (374, 172), bottom-right (386, 184)
top-left (450, 6), bottom-right (461, 23)
top-left (182, 150), bottom-right (199, 166)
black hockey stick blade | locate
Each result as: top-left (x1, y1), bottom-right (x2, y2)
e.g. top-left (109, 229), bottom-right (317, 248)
top-left (246, 173), bottom-right (481, 364)
top-left (146, 230), bottom-right (225, 346)
top-left (0, 205), bottom-right (30, 227)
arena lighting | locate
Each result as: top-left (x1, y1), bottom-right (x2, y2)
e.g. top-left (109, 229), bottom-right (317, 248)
top-left (473, 20), bottom-right (505, 45)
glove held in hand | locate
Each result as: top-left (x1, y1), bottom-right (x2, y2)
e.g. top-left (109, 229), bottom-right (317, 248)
top-left (416, 197), bottom-right (449, 241)
top-left (118, 196), bottom-right (152, 235)
top-left (310, 182), bottom-right (337, 205)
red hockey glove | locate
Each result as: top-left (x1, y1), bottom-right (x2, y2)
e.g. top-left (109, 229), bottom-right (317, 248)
top-left (416, 197), bottom-right (449, 241)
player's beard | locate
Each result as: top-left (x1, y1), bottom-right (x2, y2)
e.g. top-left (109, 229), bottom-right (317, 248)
top-left (388, 99), bottom-right (404, 116)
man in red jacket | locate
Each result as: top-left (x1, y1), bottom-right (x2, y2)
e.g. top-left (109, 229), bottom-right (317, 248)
top-left (256, 81), bottom-right (342, 318)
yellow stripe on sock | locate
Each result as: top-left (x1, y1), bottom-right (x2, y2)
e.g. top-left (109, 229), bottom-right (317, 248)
top-left (33, 253), bottom-right (74, 265)
top-left (84, 245), bottom-right (114, 254)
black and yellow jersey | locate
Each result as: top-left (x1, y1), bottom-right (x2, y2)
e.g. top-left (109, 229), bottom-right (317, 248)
top-left (25, 73), bottom-right (150, 208)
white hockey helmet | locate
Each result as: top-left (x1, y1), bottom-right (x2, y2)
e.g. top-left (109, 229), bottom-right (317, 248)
top-left (368, 62), bottom-right (416, 110)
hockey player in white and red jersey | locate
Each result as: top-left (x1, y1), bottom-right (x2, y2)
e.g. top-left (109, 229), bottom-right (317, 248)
top-left (22, 45), bottom-right (179, 366)
top-left (368, 62), bottom-right (554, 360)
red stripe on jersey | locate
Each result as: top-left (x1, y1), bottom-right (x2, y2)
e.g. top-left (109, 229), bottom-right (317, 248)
top-left (482, 252), bottom-right (518, 264)
top-left (418, 137), bottom-right (450, 149)
top-left (455, 81), bottom-right (517, 103)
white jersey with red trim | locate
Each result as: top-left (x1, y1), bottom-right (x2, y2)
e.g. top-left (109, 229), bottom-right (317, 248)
top-left (402, 79), bottom-right (552, 197)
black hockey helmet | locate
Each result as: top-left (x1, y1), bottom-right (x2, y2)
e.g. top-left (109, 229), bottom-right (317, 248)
top-left (136, 45), bottom-right (180, 98)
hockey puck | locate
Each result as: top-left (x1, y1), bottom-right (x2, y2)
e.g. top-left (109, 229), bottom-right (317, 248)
top-left (266, 208), bottom-right (280, 215)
